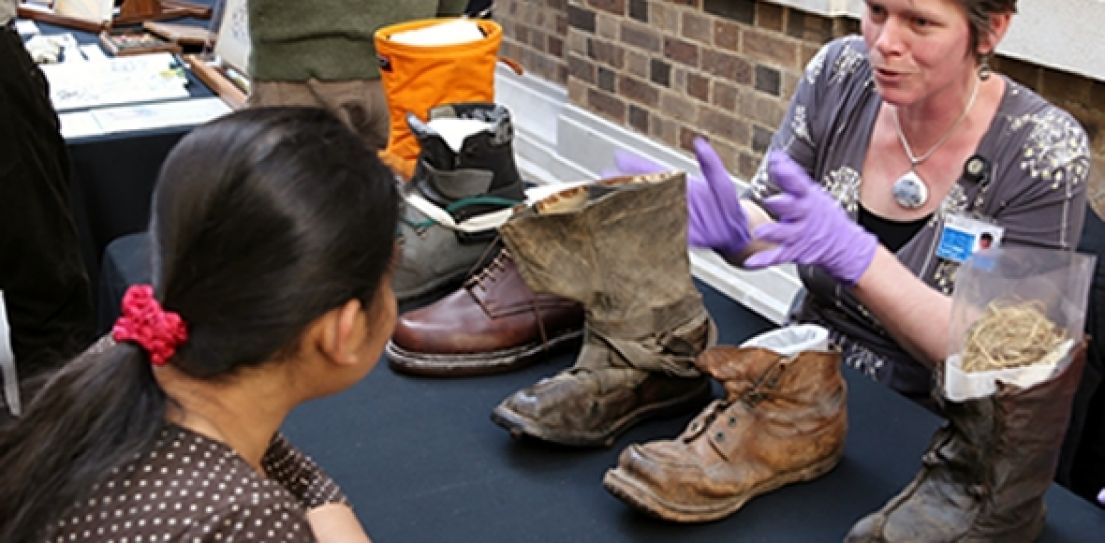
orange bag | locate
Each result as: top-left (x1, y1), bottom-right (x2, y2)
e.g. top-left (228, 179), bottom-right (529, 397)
top-left (374, 18), bottom-right (502, 180)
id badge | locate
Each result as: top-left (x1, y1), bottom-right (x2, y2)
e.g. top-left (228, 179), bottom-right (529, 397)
top-left (936, 214), bottom-right (1004, 263)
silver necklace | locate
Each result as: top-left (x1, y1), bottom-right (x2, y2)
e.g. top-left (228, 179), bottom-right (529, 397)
top-left (890, 78), bottom-right (980, 209)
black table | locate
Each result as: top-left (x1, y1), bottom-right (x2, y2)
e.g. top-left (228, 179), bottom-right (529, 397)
top-left (281, 283), bottom-right (1105, 542)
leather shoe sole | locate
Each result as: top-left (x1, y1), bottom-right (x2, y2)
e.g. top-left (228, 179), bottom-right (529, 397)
top-left (602, 445), bottom-right (844, 522)
top-left (489, 377), bottom-right (713, 447)
top-left (386, 328), bottom-right (582, 377)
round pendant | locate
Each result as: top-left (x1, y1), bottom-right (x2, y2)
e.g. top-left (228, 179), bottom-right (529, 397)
top-left (892, 170), bottom-right (929, 209)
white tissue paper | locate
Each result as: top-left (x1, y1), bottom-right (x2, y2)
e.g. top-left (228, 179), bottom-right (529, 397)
top-left (741, 324), bottom-right (830, 356)
top-left (389, 19), bottom-right (484, 47)
top-left (943, 338), bottom-right (1074, 402)
top-left (426, 118), bottom-right (493, 153)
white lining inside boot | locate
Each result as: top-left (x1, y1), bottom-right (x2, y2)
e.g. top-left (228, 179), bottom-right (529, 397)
top-left (741, 324), bottom-right (829, 356)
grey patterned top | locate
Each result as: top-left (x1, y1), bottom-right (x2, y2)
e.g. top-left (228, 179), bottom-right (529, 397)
top-left (749, 36), bottom-right (1091, 399)
top-left (45, 425), bottom-right (347, 542)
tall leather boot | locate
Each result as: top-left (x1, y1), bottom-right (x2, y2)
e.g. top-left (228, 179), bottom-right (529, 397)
top-left (603, 325), bottom-right (847, 522)
top-left (490, 172), bottom-right (716, 447)
top-left (393, 103), bottom-right (525, 301)
top-left (846, 340), bottom-right (1088, 543)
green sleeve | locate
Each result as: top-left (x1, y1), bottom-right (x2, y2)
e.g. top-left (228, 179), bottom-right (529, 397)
top-left (437, 0), bottom-right (469, 16)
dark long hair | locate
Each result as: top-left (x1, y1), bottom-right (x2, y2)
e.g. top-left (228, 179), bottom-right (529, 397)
top-left (0, 107), bottom-right (399, 541)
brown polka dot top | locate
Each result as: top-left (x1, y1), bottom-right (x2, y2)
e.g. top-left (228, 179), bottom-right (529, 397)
top-left (45, 424), bottom-right (348, 542)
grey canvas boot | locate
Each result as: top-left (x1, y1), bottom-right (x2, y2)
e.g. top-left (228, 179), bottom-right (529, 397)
top-left (490, 172), bottom-right (717, 447)
top-left (846, 340), bottom-right (1088, 543)
top-left (393, 103), bottom-right (525, 301)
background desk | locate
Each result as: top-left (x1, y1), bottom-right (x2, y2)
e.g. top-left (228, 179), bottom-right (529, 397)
top-left (31, 21), bottom-right (219, 301)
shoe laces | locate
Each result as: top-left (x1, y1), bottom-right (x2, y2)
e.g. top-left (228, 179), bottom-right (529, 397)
top-left (405, 194), bottom-right (521, 232)
top-left (465, 247), bottom-right (510, 291)
top-left (682, 399), bottom-right (730, 442)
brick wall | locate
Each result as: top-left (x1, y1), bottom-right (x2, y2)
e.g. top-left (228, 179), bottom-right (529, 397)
top-left (497, 0), bottom-right (570, 85)
top-left (495, 0), bottom-right (1104, 187)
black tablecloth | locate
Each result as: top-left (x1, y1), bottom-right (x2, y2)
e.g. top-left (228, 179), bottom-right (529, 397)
top-left (277, 283), bottom-right (1105, 542)
top-left (97, 235), bottom-right (1105, 540)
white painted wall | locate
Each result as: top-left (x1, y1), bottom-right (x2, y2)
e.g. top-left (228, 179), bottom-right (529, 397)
top-left (771, 0), bottom-right (1105, 83)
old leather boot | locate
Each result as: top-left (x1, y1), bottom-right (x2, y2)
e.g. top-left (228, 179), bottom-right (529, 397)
top-left (387, 248), bottom-right (584, 376)
top-left (603, 324), bottom-right (846, 522)
top-left (393, 102), bottom-right (525, 301)
top-left (845, 340), bottom-right (1088, 543)
top-left (490, 172), bottom-right (716, 447)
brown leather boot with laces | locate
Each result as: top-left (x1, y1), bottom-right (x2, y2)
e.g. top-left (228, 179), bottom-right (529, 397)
top-left (604, 325), bottom-right (846, 522)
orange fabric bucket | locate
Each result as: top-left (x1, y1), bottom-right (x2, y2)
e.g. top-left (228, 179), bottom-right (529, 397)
top-left (374, 18), bottom-right (502, 179)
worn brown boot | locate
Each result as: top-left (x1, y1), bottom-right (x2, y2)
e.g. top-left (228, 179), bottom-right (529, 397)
top-left (603, 325), bottom-right (846, 522)
top-left (490, 172), bottom-right (716, 447)
top-left (845, 340), bottom-right (1088, 543)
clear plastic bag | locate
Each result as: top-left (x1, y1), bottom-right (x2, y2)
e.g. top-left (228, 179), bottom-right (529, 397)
top-left (944, 247), bottom-right (1096, 401)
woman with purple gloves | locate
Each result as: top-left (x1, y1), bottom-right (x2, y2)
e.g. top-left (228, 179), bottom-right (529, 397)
top-left (619, 0), bottom-right (1090, 404)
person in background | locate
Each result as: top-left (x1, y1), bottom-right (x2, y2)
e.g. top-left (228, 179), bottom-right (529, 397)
top-left (248, 0), bottom-right (468, 150)
top-left (0, 107), bottom-right (400, 542)
top-left (621, 0), bottom-right (1089, 405)
top-left (0, 0), bottom-right (95, 418)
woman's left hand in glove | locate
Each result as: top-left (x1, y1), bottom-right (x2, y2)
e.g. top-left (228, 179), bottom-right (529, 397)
top-left (744, 151), bottom-right (878, 286)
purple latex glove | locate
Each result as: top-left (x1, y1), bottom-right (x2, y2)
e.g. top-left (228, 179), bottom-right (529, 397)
top-left (744, 151), bottom-right (878, 285)
top-left (613, 138), bottom-right (751, 256)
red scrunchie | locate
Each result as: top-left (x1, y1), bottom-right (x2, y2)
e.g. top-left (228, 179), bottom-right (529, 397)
top-left (112, 284), bottom-right (188, 366)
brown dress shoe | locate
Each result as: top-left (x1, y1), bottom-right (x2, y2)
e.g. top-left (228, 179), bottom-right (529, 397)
top-left (604, 327), bottom-right (846, 522)
top-left (387, 249), bottom-right (583, 377)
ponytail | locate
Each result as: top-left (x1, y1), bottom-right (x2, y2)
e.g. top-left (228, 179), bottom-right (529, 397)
top-left (0, 339), bottom-right (167, 541)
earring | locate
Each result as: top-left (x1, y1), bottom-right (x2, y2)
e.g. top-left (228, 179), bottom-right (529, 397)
top-left (978, 53), bottom-right (992, 81)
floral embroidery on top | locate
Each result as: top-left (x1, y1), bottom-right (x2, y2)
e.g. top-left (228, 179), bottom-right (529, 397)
top-left (793, 105), bottom-right (813, 147)
top-left (804, 44), bottom-right (829, 85)
top-left (1010, 108), bottom-right (1091, 190)
top-left (932, 260), bottom-right (960, 294)
top-left (823, 166), bottom-right (862, 214)
top-left (832, 329), bottom-right (886, 379)
top-left (829, 42), bottom-right (865, 86)
top-left (938, 182), bottom-right (970, 219)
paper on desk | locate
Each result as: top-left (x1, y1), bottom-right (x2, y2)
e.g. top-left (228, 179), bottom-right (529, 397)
top-left (80, 43), bottom-right (109, 62)
top-left (39, 53), bottom-right (189, 111)
top-left (58, 111), bottom-right (106, 139)
top-left (55, 0), bottom-right (113, 23)
top-left (90, 97), bottom-right (232, 133)
top-left (15, 20), bottom-right (40, 37)
top-left (388, 19), bottom-right (484, 46)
